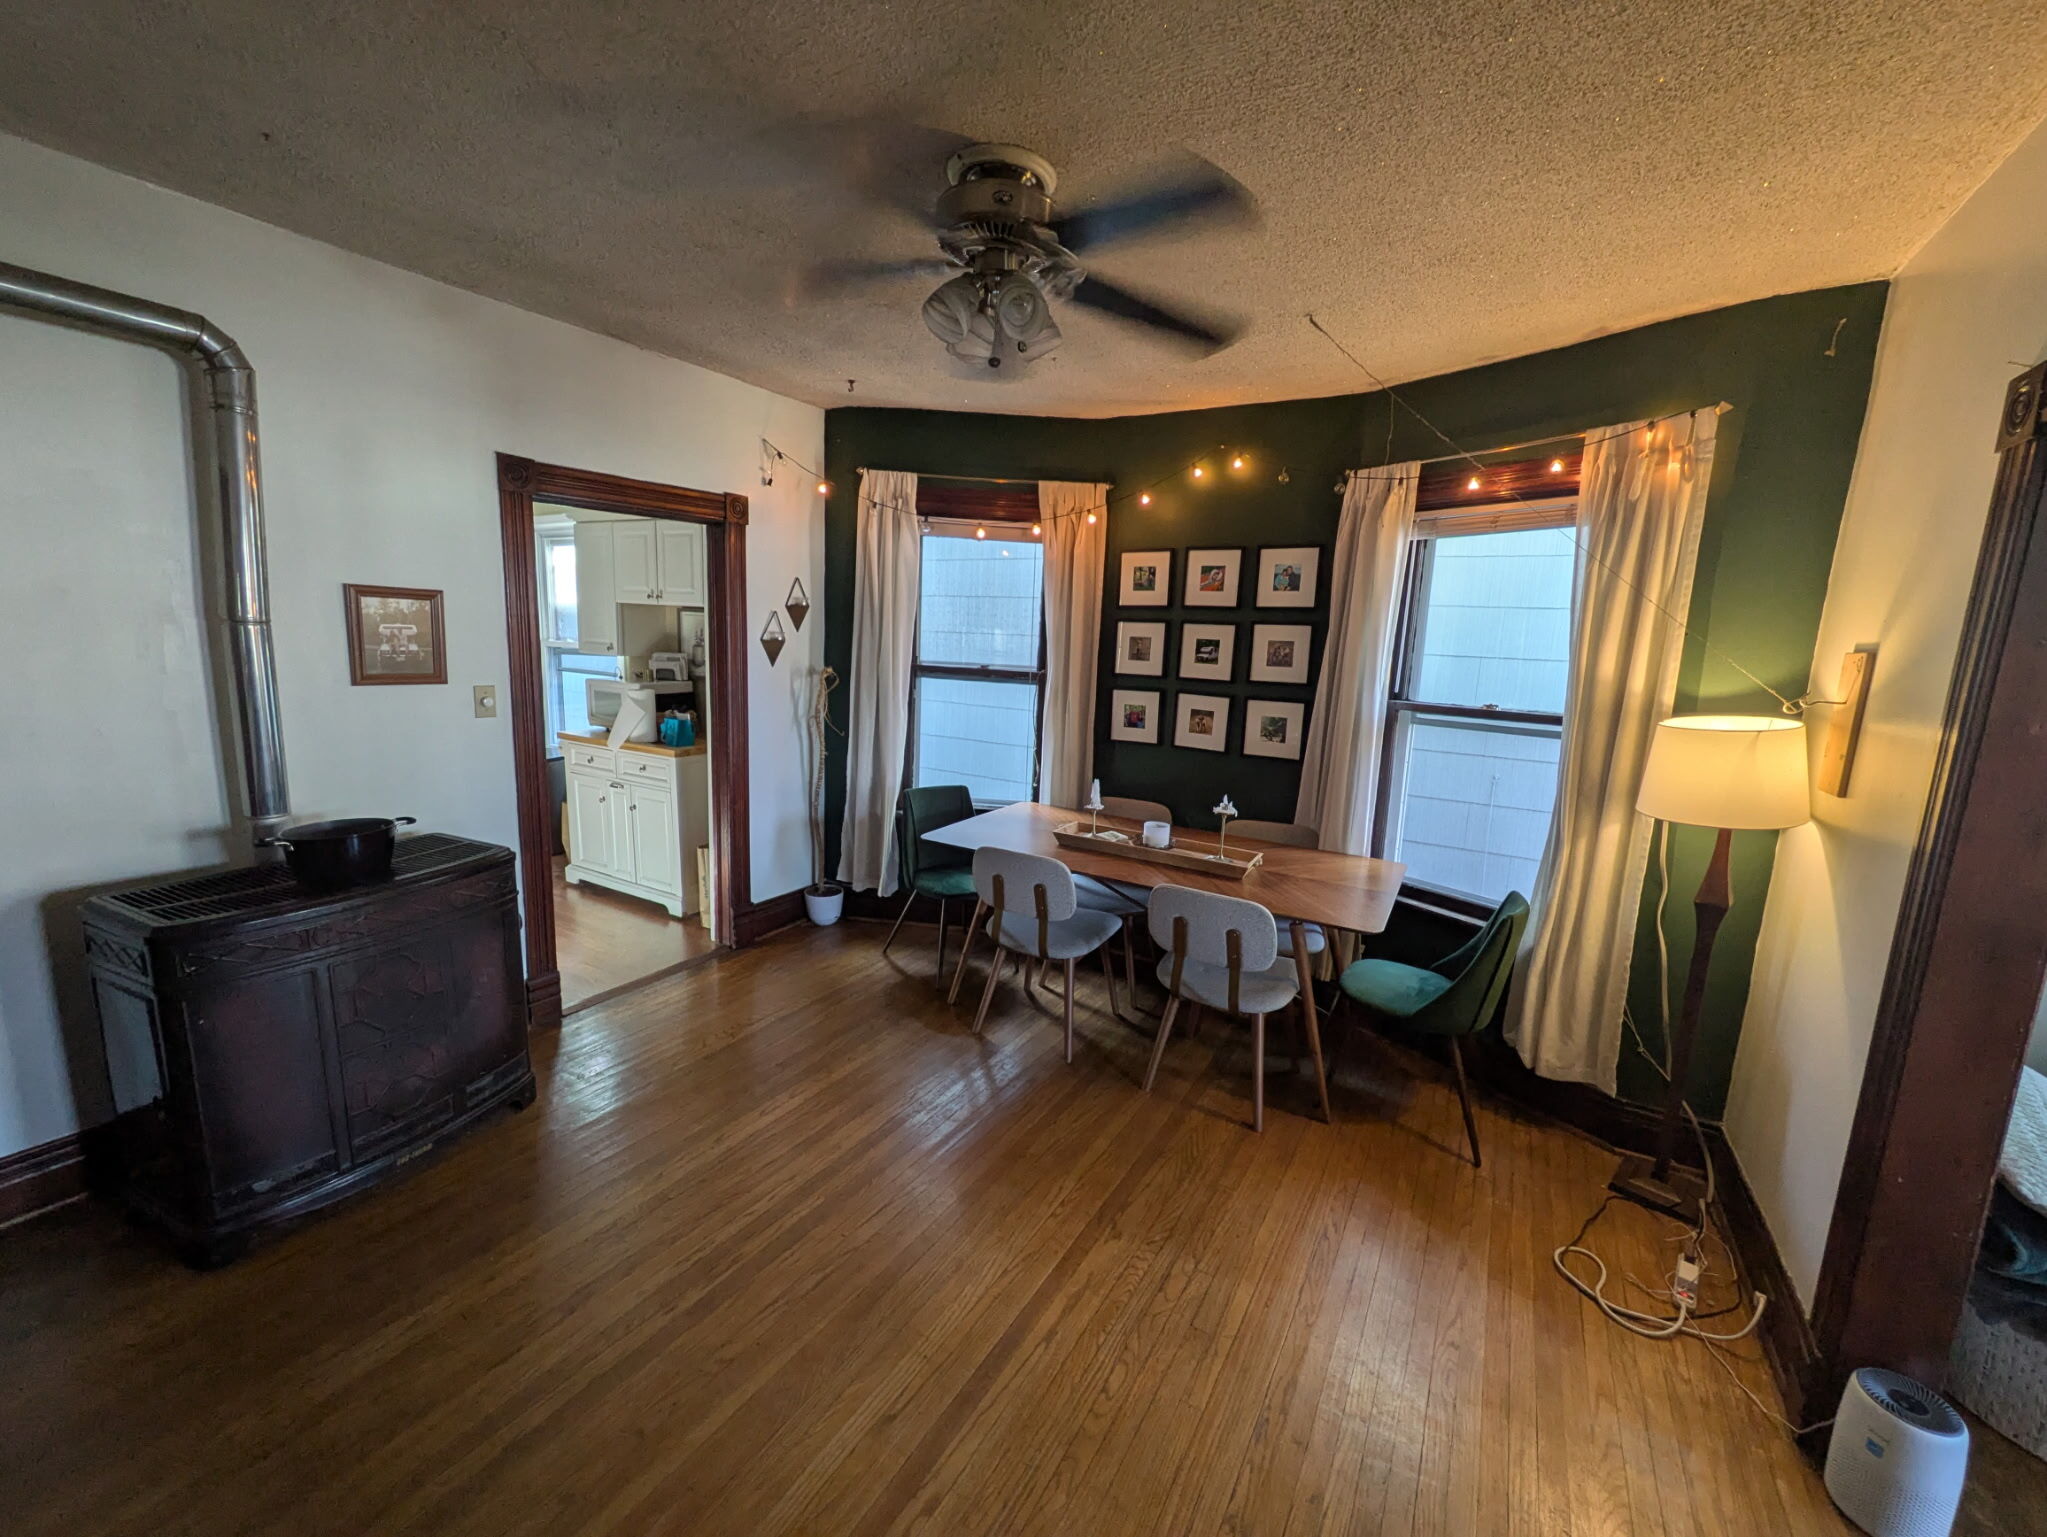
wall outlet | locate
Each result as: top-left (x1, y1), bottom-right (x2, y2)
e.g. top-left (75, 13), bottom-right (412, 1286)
top-left (473, 684), bottom-right (498, 718)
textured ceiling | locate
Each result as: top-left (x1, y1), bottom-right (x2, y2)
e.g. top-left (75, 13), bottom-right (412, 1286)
top-left (3, 1), bottom-right (2045, 417)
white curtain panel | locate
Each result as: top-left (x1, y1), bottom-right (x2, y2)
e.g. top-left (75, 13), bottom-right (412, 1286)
top-left (1293, 463), bottom-right (1420, 854)
top-left (836, 469), bottom-right (921, 896)
top-left (1508, 408), bottom-right (1719, 1091)
top-left (1037, 480), bottom-right (1110, 808)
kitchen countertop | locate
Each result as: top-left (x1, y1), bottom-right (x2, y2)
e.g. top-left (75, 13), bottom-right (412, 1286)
top-left (558, 730), bottom-right (706, 759)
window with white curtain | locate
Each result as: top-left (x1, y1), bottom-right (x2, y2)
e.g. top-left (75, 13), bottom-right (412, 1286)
top-left (535, 520), bottom-right (620, 746)
top-left (909, 526), bottom-right (1045, 805)
top-left (1377, 515), bottom-right (1577, 903)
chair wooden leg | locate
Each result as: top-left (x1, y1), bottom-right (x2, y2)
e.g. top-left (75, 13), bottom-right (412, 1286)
top-left (934, 898), bottom-right (949, 978)
top-left (1252, 1013), bottom-right (1267, 1132)
top-left (1098, 944), bottom-right (1119, 1021)
top-left (947, 901), bottom-right (987, 1004)
top-left (881, 889), bottom-right (917, 957)
top-left (1121, 918), bottom-right (1138, 1005)
top-left (1143, 996), bottom-right (1183, 1092)
top-left (1186, 1002), bottom-right (1204, 1041)
top-left (1292, 921), bottom-right (1334, 1125)
top-left (1063, 957), bottom-right (1077, 1064)
top-left (972, 943), bottom-right (1007, 1036)
top-left (1447, 1035), bottom-right (1482, 1168)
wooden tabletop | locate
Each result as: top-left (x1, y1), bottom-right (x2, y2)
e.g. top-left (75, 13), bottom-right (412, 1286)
top-left (922, 802), bottom-right (1405, 934)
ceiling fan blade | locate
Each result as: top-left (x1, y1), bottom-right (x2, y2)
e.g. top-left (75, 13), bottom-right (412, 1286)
top-left (1067, 276), bottom-right (1242, 352)
top-left (805, 256), bottom-right (958, 293)
top-left (1050, 157), bottom-right (1256, 254)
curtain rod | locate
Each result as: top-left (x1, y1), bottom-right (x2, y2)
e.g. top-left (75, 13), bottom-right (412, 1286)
top-left (1401, 402), bottom-right (1734, 470)
top-left (856, 468), bottom-right (1042, 486)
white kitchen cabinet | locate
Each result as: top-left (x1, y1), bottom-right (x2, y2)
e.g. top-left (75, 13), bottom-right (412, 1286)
top-left (571, 521), bottom-right (620, 655)
top-left (611, 520), bottom-right (659, 604)
top-left (560, 734), bottom-right (709, 919)
top-left (654, 521), bottom-right (707, 606)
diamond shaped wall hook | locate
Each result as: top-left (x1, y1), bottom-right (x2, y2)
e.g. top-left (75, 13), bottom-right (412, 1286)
top-left (760, 611), bottom-right (786, 666)
top-left (785, 578), bottom-right (810, 630)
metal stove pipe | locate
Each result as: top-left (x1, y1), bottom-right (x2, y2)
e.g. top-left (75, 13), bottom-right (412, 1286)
top-left (0, 260), bottom-right (289, 848)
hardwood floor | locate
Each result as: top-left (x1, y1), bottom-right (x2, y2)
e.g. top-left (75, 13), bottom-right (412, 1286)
top-left (553, 854), bottom-right (715, 1011)
top-left (1, 921), bottom-right (2018, 1534)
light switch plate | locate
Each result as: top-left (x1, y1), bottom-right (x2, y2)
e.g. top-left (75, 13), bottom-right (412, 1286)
top-left (473, 684), bottom-right (498, 718)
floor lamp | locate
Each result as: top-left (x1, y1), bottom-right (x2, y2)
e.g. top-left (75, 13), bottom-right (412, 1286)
top-left (1612, 715), bottom-right (1811, 1221)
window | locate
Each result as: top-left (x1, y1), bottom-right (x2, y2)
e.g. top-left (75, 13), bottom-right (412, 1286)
top-left (536, 521), bottom-right (621, 743)
top-left (910, 528), bottom-right (1045, 804)
top-left (1379, 522), bottom-right (1576, 903)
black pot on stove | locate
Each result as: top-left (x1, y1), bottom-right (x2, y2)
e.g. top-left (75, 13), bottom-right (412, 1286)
top-left (258, 817), bottom-right (417, 889)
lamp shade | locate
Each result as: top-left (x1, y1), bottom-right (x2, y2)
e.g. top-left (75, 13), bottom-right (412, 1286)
top-left (1636, 715), bottom-right (1810, 830)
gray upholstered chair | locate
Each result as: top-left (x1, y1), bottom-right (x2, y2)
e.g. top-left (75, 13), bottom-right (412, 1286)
top-left (1230, 819), bottom-right (1326, 960)
top-left (1142, 885), bottom-right (1301, 1131)
top-left (949, 847), bottom-right (1122, 1062)
top-left (1101, 795), bottom-right (1172, 824)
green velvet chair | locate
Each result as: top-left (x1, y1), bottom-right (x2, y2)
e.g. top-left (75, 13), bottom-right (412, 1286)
top-left (883, 784), bottom-right (980, 977)
top-left (1336, 891), bottom-right (1528, 1168)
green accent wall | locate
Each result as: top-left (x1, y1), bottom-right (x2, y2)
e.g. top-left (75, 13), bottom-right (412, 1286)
top-left (823, 283), bottom-right (1886, 1116)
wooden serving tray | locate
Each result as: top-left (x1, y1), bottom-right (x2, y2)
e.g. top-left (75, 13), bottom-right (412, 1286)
top-left (1051, 821), bottom-right (1264, 880)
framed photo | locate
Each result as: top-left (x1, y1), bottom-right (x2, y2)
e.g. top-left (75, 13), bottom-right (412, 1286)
top-left (1110, 689), bottom-right (1162, 744)
top-left (1174, 692), bottom-right (1231, 753)
top-left (1243, 699), bottom-right (1307, 760)
top-left (1249, 623), bottom-right (1313, 685)
top-left (1178, 622), bottom-right (1236, 682)
top-left (1119, 550), bottom-right (1172, 607)
top-left (1182, 548), bottom-right (1243, 608)
top-left (343, 584), bottom-right (446, 685)
top-left (1256, 546), bottom-right (1321, 608)
top-left (1115, 620), bottom-right (1167, 677)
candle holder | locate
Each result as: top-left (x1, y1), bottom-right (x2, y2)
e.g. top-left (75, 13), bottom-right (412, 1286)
top-left (1084, 777), bottom-right (1105, 836)
top-left (1212, 794), bottom-right (1238, 862)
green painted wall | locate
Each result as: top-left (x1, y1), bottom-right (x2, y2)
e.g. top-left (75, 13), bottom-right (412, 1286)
top-left (823, 283), bottom-right (1887, 1115)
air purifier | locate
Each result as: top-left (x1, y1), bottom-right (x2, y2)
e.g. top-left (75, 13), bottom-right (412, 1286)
top-left (1823, 1368), bottom-right (1969, 1537)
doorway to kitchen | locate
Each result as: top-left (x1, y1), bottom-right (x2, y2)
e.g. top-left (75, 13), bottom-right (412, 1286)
top-left (497, 456), bottom-right (764, 1029)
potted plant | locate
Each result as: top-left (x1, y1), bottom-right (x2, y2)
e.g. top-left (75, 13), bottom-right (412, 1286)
top-left (804, 664), bottom-right (845, 926)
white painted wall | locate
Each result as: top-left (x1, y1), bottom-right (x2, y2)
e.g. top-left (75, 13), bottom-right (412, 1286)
top-left (0, 135), bottom-right (824, 1160)
top-left (1726, 119), bottom-right (2047, 1305)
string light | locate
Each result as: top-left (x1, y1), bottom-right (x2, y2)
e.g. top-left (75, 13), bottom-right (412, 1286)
top-left (1138, 492), bottom-right (1152, 506)
top-left (1030, 521), bottom-right (1042, 535)
top-left (1549, 458), bottom-right (1565, 473)
top-left (1085, 511), bottom-right (1097, 524)
top-left (974, 525), bottom-right (987, 540)
top-left (1466, 474), bottom-right (1482, 491)
top-left (816, 480), bottom-right (832, 496)
top-left (1191, 465), bottom-right (1206, 481)
top-left (1230, 453), bottom-right (1248, 470)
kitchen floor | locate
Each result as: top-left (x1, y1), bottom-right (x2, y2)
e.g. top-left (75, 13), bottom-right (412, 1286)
top-left (553, 854), bottom-right (715, 1011)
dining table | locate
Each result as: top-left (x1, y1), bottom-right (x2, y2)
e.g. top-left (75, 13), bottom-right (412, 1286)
top-left (922, 801), bottom-right (1408, 1123)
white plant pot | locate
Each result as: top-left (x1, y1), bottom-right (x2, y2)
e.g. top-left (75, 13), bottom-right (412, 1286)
top-left (804, 885), bottom-right (845, 927)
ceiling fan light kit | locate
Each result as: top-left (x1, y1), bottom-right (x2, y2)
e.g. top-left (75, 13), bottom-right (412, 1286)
top-left (822, 141), bottom-right (1252, 374)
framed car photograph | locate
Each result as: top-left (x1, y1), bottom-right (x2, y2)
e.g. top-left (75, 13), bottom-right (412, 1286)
top-left (1178, 621), bottom-right (1235, 682)
top-left (1255, 546), bottom-right (1321, 608)
top-left (1115, 619), bottom-right (1167, 677)
top-left (1249, 623), bottom-right (1313, 684)
top-left (1119, 550), bottom-right (1172, 607)
top-left (343, 583), bottom-right (446, 685)
top-left (1182, 548), bottom-right (1243, 608)
top-left (1173, 692), bottom-right (1231, 752)
top-left (1243, 699), bottom-right (1307, 760)
top-left (1109, 688), bottom-right (1162, 744)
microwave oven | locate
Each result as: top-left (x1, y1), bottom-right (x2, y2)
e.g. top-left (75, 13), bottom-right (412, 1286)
top-left (586, 678), bottom-right (692, 742)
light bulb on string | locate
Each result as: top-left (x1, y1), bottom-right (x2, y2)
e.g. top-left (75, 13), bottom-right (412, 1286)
top-left (1030, 521), bottom-right (1042, 536)
top-left (1138, 491), bottom-right (1152, 507)
top-left (1230, 453), bottom-right (1247, 471)
top-left (1548, 459), bottom-right (1564, 474)
top-left (1191, 465), bottom-right (1206, 481)
top-left (1277, 467), bottom-right (1291, 484)
top-left (1466, 474), bottom-right (1482, 491)
top-left (974, 525), bottom-right (987, 540)
top-left (816, 480), bottom-right (832, 496)
top-left (1085, 511), bottom-right (1097, 525)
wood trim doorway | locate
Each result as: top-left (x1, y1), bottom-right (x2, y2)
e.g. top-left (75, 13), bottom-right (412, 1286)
top-left (1803, 363), bottom-right (2047, 1421)
top-left (497, 454), bottom-right (763, 1029)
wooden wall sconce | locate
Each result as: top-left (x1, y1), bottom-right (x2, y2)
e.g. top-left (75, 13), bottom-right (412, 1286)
top-left (1816, 648), bottom-right (1876, 797)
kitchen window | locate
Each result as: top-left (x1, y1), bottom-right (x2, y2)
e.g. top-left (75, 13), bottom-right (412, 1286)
top-left (1377, 510), bottom-right (1577, 904)
top-left (536, 521), bottom-right (621, 742)
top-left (909, 525), bottom-right (1045, 805)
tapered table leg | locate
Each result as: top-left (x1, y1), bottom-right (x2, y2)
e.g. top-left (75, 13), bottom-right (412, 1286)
top-left (1292, 921), bottom-right (1333, 1124)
